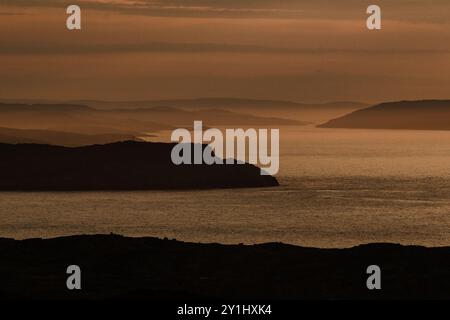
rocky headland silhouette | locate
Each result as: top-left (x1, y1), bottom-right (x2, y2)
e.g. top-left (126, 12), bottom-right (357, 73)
top-left (0, 141), bottom-right (278, 190)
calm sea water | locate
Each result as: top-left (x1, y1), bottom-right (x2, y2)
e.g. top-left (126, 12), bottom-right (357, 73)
top-left (1, 126), bottom-right (450, 247)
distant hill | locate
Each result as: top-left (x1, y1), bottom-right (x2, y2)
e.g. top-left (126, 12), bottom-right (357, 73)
top-left (69, 97), bottom-right (303, 109)
top-left (0, 102), bottom-right (306, 136)
top-left (0, 127), bottom-right (145, 147)
top-left (0, 98), bottom-right (367, 122)
top-left (67, 97), bottom-right (365, 110)
top-left (319, 100), bottom-right (450, 130)
top-left (0, 103), bottom-right (171, 135)
top-left (67, 98), bottom-right (368, 122)
top-left (108, 106), bottom-right (306, 126)
top-left (0, 141), bottom-right (278, 190)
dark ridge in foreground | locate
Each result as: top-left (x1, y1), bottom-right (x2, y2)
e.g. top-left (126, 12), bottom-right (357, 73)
top-left (0, 234), bottom-right (449, 300)
top-left (0, 141), bottom-right (278, 190)
top-left (319, 99), bottom-right (450, 130)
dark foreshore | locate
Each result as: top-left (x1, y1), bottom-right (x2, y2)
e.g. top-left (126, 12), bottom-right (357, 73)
top-left (0, 234), bottom-right (449, 300)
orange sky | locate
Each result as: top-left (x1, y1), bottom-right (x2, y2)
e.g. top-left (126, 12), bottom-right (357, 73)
top-left (0, 0), bottom-right (449, 103)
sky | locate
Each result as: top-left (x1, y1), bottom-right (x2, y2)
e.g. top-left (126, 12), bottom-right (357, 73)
top-left (0, 0), bottom-right (449, 103)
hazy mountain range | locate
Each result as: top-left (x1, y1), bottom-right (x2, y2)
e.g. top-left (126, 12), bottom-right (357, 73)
top-left (0, 98), bottom-right (368, 122)
top-left (66, 98), bottom-right (368, 123)
top-left (0, 100), bottom-right (308, 146)
top-left (2, 98), bottom-right (450, 147)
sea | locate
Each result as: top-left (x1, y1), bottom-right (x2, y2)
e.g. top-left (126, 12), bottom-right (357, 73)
top-left (1, 126), bottom-right (450, 248)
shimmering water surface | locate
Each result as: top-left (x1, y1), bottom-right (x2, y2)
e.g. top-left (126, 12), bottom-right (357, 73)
top-left (1, 127), bottom-right (450, 247)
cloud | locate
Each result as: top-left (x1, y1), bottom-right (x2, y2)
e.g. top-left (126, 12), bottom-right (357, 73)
top-left (0, 12), bottom-right (29, 15)
top-left (2, 0), bottom-right (449, 22)
top-left (1, 41), bottom-right (449, 56)
top-left (1, 0), bottom-right (449, 102)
